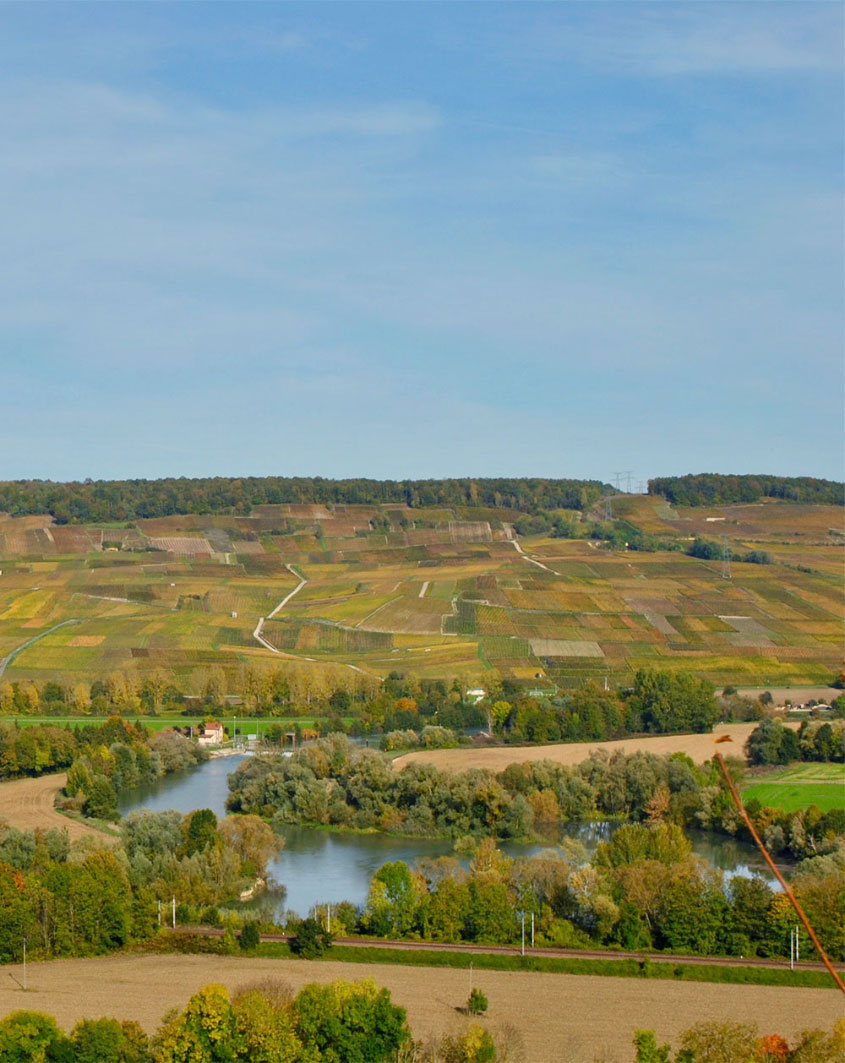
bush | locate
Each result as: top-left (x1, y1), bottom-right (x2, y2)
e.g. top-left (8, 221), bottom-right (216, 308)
top-left (239, 922), bottom-right (260, 951)
top-left (466, 988), bottom-right (488, 1015)
top-left (289, 916), bottom-right (333, 958)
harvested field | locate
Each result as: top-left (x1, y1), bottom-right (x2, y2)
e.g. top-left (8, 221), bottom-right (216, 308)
top-left (528, 638), bottom-right (604, 657)
top-left (147, 537), bottom-right (213, 556)
top-left (393, 722), bottom-right (796, 771)
top-left (0, 773), bottom-right (111, 842)
top-left (0, 954), bottom-right (839, 1063)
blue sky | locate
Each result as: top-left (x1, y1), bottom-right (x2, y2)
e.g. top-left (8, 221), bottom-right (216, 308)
top-left (1, 2), bottom-right (842, 483)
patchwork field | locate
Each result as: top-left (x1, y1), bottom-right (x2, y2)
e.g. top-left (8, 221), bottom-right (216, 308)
top-left (0, 953), bottom-right (840, 1063)
top-left (0, 500), bottom-right (841, 691)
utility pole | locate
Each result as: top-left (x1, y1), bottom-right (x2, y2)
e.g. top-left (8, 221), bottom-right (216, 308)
top-left (22, 937), bottom-right (26, 991)
top-left (721, 536), bottom-right (732, 580)
top-left (521, 914), bottom-right (525, 957)
top-left (531, 912), bottom-right (535, 947)
top-left (172, 896), bottom-right (176, 930)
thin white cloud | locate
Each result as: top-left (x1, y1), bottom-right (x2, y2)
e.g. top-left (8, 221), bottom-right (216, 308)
top-left (511, 5), bottom-right (843, 76)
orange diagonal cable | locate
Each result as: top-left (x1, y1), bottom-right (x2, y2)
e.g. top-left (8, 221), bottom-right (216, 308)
top-left (714, 751), bottom-right (845, 994)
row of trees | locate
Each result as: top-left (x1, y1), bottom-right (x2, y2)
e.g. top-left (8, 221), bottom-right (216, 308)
top-left (687, 537), bottom-right (773, 565)
top-left (0, 977), bottom-right (416, 1063)
top-left (0, 475), bottom-right (609, 523)
top-left (633, 1021), bottom-right (844, 1063)
top-left (746, 718), bottom-right (845, 766)
top-left (648, 474), bottom-right (843, 508)
top-left (0, 666), bottom-right (727, 746)
top-left (490, 671), bottom-right (720, 745)
top-left (0, 668), bottom-right (483, 728)
top-left (344, 824), bottom-right (844, 962)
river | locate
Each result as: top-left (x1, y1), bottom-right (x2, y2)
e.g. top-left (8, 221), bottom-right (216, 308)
top-left (118, 754), bottom-right (782, 918)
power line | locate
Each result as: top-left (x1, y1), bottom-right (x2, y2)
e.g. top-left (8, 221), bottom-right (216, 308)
top-left (721, 535), bottom-right (732, 580)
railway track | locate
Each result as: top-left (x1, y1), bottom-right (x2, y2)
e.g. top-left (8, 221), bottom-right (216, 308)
top-left (176, 926), bottom-right (835, 974)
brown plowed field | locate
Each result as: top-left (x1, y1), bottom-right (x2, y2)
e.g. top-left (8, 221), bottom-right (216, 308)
top-left (393, 722), bottom-right (799, 772)
top-left (0, 773), bottom-right (111, 842)
top-left (0, 953), bottom-right (839, 1063)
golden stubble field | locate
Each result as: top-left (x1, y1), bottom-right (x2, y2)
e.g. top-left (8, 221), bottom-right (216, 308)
top-left (393, 721), bottom-right (795, 772)
top-left (0, 773), bottom-right (109, 842)
top-left (0, 953), bottom-right (841, 1063)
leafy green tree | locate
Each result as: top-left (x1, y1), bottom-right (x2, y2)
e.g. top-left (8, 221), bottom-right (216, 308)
top-left (627, 670), bottom-right (718, 734)
top-left (71, 1017), bottom-right (151, 1063)
top-left (293, 978), bottom-right (409, 1063)
top-left (0, 1010), bottom-right (73, 1062)
top-left (82, 775), bottom-right (118, 821)
top-left (230, 983), bottom-right (304, 1063)
top-left (289, 917), bottom-right (333, 958)
top-left (155, 983), bottom-right (238, 1063)
top-left (745, 719), bottom-right (799, 766)
top-left (364, 861), bottom-right (421, 937)
top-left (239, 922), bottom-right (260, 951)
top-left (181, 809), bottom-right (219, 857)
top-left (633, 1030), bottom-right (671, 1063)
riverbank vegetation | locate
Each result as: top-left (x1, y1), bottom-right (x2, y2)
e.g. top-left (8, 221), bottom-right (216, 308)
top-left (0, 716), bottom-right (207, 821)
top-left (0, 808), bottom-right (280, 965)
top-left (226, 732), bottom-right (842, 861)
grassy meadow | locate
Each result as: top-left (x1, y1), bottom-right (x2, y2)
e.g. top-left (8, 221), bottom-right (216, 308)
top-left (742, 763), bottom-right (845, 813)
top-left (0, 498), bottom-right (842, 692)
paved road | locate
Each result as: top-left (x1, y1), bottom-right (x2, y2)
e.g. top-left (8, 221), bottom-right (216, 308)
top-left (0, 619), bottom-right (81, 678)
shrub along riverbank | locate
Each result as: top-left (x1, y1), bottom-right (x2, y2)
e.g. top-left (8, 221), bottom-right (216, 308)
top-left (225, 733), bottom-right (844, 963)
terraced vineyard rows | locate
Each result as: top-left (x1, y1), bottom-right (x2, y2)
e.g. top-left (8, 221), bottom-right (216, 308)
top-left (0, 499), bottom-right (841, 689)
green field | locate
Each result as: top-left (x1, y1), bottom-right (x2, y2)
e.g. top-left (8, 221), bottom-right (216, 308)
top-left (742, 763), bottom-right (845, 812)
top-left (1, 499), bottom-right (842, 690)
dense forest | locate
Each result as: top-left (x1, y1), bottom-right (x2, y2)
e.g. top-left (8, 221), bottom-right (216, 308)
top-left (2, 472), bottom-right (838, 525)
top-left (648, 474), bottom-right (844, 507)
top-left (0, 476), bottom-right (608, 523)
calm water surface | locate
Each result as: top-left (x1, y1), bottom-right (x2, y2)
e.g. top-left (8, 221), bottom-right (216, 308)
top-left (118, 754), bottom-right (782, 918)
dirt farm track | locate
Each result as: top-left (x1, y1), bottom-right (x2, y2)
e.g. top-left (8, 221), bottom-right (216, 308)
top-left (0, 954), bottom-right (840, 1063)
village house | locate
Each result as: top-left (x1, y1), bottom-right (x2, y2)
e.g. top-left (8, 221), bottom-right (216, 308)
top-left (197, 720), bottom-right (225, 746)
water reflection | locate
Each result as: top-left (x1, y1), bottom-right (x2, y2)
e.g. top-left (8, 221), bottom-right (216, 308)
top-left (118, 754), bottom-right (783, 919)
